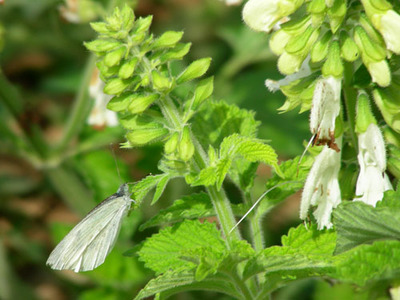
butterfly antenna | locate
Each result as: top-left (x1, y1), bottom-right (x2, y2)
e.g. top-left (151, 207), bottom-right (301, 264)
top-left (110, 144), bottom-right (122, 184)
top-left (297, 134), bottom-right (315, 177)
top-left (229, 180), bottom-right (301, 234)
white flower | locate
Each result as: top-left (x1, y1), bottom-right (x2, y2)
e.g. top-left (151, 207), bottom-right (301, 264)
top-left (242, 0), bottom-right (302, 33)
top-left (379, 10), bottom-right (400, 54)
top-left (300, 142), bottom-right (342, 230)
top-left (88, 69), bottom-right (118, 128)
top-left (309, 76), bottom-right (341, 148)
top-left (59, 0), bottom-right (80, 23)
top-left (355, 123), bottom-right (392, 206)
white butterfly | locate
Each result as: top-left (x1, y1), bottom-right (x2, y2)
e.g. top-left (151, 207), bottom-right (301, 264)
top-left (47, 183), bottom-right (134, 272)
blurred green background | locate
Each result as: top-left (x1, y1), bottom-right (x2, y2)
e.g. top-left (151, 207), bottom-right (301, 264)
top-left (0, 0), bottom-right (313, 299)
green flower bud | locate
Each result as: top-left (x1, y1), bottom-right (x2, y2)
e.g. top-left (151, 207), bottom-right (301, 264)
top-left (269, 29), bottom-right (291, 55)
top-left (120, 114), bottom-right (164, 130)
top-left (103, 77), bottom-right (130, 95)
top-left (353, 26), bottom-right (386, 61)
top-left (307, 0), bottom-right (326, 14)
top-left (322, 40), bottom-right (344, 77)
top-left (151, 70), bottom-right (172, 91)
top-left (84, 39), bottom-right (121, 53)
top-left (120, 4), bottom-right (135, 31)
top-left (339, 31), bottom-right (359, 61)
top-left (96, 60), bottom-right (119, 78)
top-left (178, 127), bottom-right (195, 161)
top-left (104, 46), bottom-right (126, 67)
top-left (368, 60), bottom-right (391, 87)
top-left (177, 58), bottom-right (211, 84)
top-left (107, 93), bottom-right (133, 112)
top-left (373, 88), bottom-right (400, 132)
top-left (327, 0), bottom-right (346, 33)
top-left (311, 31), bottom-right (332, 62)
top-left (126, 127), bottom-right (168, 146)
top-left (118, 58), bottom-right (138, 79)
top-left (140, 74), bottom-right (150, 87)
top-left (355, 92), bottom-right (377, 134)
top-left (277, 52), bottom-right (305, 75)
top-left (164, 132), bottom-right (180, 154)
top-left (359, 14), bottom-right (385, 46)
top-left (153, 31), bottom-right (184, 49)
top-left (134, 16), bottom-right (153, 34)
top-left (128, 94), bottom-right (159, 114)
top-left (90, 22), bottom-right (110, 35)
top-left (285, 26), bottom-right (319, 54)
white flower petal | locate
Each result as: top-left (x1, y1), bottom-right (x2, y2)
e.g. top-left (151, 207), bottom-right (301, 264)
top-left (380, 10), bottom-right (400, 54)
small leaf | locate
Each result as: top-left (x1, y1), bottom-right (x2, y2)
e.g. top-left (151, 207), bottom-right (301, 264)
top-left (153, 31), bottom-right (184, 49)
top-left (177, 58), bottom-right (211, 84)
top-left (151, 174), bottom-right (171, 205)
top-left (192, 77), bottom-right (214, 109)
top-left (131, 174), bottom-right (167, 203)
top-left (140, 193), bottom-right (213, 230)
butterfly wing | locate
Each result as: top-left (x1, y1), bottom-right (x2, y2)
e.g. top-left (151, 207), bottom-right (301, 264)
top-left (47, 193), bottom-right (131, 272)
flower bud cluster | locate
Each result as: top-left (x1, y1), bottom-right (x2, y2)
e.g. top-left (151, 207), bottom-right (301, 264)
top-left (85, 6), bottom-right (214, 163)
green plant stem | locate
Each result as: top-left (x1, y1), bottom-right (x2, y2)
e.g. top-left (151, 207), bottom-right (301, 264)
top-left (159, 95), bottom-right (242, 245)
top-left (54, 54), bottom-right (96, 155)
top-left (229, 270), bottom-right (255, 300)
top-left (343, 62), bottom-right (358, 149)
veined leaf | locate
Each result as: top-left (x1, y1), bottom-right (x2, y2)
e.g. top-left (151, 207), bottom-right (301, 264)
top-left (134, 270), bottom-right (243, 300)
top-left (333, 240), bottom-right (400, 286)
top-left (137, 220), bottom-right (225, 275)
top-left (333, 195), bottom-right (400, 254)
top-left (131, 174), bottom-right (168, 203)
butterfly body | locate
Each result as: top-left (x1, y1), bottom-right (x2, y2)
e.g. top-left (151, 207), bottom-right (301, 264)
top-left (47, 183), bottom-right (133, 272)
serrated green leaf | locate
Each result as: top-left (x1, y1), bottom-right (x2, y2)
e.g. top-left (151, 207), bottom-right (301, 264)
top-left (333, 199), bottom-right (400, 254)
top-left (151, 174), bottom-right (171, 205)
top-left (140, 193), bottom-right (213, 230)
top-left (244, 224), bottom-right (336, 281)
top-left (134, 270), bottom-right (242, 300)
top-left (177, 58), bottom-right (211, 84)
top-left (138, 220), bottom-right (225, 275)
top-left (131, 174), bottom-right (167, 203)
top-left (333, 240), bottom-right (400, 286)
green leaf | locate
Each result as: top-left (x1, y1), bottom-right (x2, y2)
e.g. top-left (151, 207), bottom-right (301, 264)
top-left (192, 77), bottom-right (214, 109)
top-left (134, 270), bottom-right (243, 300)
top-left (333, 197), bottom-right (400, 254)
top-left (151, 174), bottom-right (171, 205)
top-left (137, 220), bottom-right (225, 274)
top-left (153, 31), bottom-right (184, 49)
top-left (140, 193), bottom-right (213, 230)
top-left (244, 225), bottom-right (336, 284)
top-left (177, 58), bottom-right (211, 84)
top-left (131, 174), bottom-right (167, 203)
top-left (333, 240), bottom-right (400, 286)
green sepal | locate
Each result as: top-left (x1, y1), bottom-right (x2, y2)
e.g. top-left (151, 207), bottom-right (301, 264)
top-left (118, 58), bottom-right (138, 79)
top-left (153, 31), bottom-right (184, 49)
top-left (373, 85), bottom-right (400, 133)
top-left (128, 94), bottom-right (159, 114)
top-left (126, 127), bottom-right (169, 146)
top-left (339, 31), bottom-right (359, 62)
top-left (192, 77), bottom-right (214, 109)
top-left (84, 39), bottom-right (121, 53)
top-left (107, 93), bottom-right (134, 112)
top-left (285, 25), bottom-right (318, 55)
top-left (177, 58), bottom-right (211, 84)
top-left (164, 132), bottom-right (180, 154)
top-left (160, 43), bottom-right (192, 63)
top-left (311, 30), bottom-right (332, 62)
top-left (90, 22), bottom-right (110, 35)
top-left (327, 0), bottom-right (346, 33)
top-left (353, 26), bottom-right (386, 62)
top-left (151, 70), bottom-right (172, 91)
top-left (104, 46), bottom-right (126, 67)
top-left (355, 92), bottom-right (377, 134)
top-left (322, 40), bottom-right (343, 77)
top-left (103, 77), bottom-right (130, 95)
top-left (96, 60), bottom-right (120, 78)
top-left (134, 16), bottom-right (153, 34)
top-left (178, 127), bottom-right (195, 162)
top-left (120, 114), bottom-right (164, 130)
top-left (307, 0), bottom-right (326, 14)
